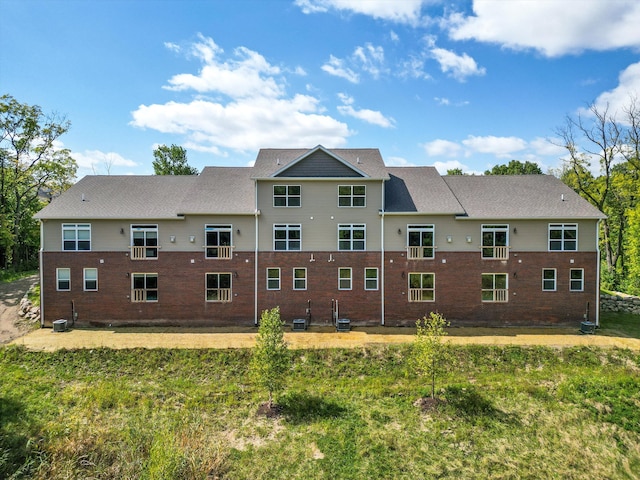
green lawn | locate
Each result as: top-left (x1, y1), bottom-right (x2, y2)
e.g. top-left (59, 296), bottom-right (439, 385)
top-left (1, 345), bottom-right (639, 479)
top-left (600, 311), bottom-right (640, 338)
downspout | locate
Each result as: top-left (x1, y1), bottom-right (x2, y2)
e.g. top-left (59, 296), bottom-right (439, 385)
top-left (254, 180), bottom-right (259, 326)
top-left (595, 218), bottom-right (601, 327)
top-left (39, 220), bottom-right (44, 328)
top-left (380, 180), bottom-right (385, 326)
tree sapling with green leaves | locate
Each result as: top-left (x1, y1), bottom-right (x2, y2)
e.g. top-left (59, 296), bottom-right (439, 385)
top-left (411, 311), bottom-right (452, 400)
top-left (250, 307), bottom-right (290, 411)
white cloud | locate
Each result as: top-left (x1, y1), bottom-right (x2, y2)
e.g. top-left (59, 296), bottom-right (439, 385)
top-left (433, 159), bottom-right (474, 175)
top-left (321, 55), bottom-right (360, 83)
top-left (74, 150), bottom-right (138, 173)
top-left (422, 139), bottom-right (462, 157)
top-left (322, 43), bottom-right (386, 82)
top-left (446, 0), bottom-right (640, 57)
top-left (337, 94), bottom-right (395, 128)
top-left (132, 35), bottom-right (352, 153)
top-left (163, 35), bottom-right (283, 98)
top-left (590, 62), bottom-right (640, 122)
top-left (530, 137), bottom-right (566, 157)
top-left (430, 47), bottom-right (485, 82)
top-left (386, 156), bottom-right (415, 166)
top-left (295, 0), bottom-right (426, 25)
top-left (397, 56), bottom-right (430, 80)
top-left (462, 135), bottom-right (527, 157)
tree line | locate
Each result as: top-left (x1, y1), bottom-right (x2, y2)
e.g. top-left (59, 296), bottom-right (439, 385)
top-left (2, 93), bottom-right (639, 295)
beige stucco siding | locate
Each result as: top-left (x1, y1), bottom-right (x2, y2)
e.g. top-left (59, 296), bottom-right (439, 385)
top-left (256, 180), bottom-right (384, 251)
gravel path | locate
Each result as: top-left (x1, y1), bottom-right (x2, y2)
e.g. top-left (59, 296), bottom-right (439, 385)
top-left (0, 274), bottom-right (39, 345)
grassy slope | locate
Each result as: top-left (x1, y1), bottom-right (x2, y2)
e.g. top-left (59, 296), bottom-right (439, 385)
top-left (1, 345), bottom-right (639, 479)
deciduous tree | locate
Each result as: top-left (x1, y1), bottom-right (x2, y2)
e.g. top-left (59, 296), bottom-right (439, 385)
top-left (152, 144), bottom-right (198, 175)
top-left (0, 95), bottom-right (77, 270)
top-left (250, 307), bottom-right (290, 409)
top-left (484, 160), bottom-right (543, 175)
top-left (411, 312), bottom-right (451, 399)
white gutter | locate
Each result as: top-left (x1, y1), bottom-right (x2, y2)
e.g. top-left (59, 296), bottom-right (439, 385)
top-left (380, 181), bottom-right (385, 326)
top-left (39, 220), bottom-right (45, 328)
top-left (595, 218), bottom-right (601, 327)
top-left (254, 181), bottom-right (260, 326)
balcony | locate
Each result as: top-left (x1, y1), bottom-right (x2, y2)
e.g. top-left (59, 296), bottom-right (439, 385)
top-left (206, 245), bottom-right (233, 259)
top-left (481, 245), bottom-right (509, 260)
top-left (407, 246), bottom-right (434, 259)
top-left (131, 246), bottom-right (158, 260)
top-left (207, 288), bottom-right (232, 302)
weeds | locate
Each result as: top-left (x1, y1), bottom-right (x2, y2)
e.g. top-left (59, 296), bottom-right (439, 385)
top-left (0, 344), bottom-right (639, 479)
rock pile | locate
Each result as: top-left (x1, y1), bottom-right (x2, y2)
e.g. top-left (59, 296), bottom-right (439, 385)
top-left (600, 293), bottom-right (640, 315)
top-left (18, 297), bottom-right (40, 324)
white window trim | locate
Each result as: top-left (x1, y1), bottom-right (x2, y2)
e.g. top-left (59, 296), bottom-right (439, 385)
top-left (293, 267), bottom-right (307, 291)
top-left (62, 223), bottom-right (91, 251)
top-left (542, 268), bottom-right (557, 292)
top-left (205, 225), bottom-right (233, 259)
top-left (338, 185), bottom-right (366, 208)
top-left (273, 185), bottom-right (301, 208)
top-left (83, 268), bottom-right (98, 291)
top-left (273, 224), bottom-right (302, 251)
top-left (570, 268), bottom-right (585, 292)
top-left (481, 224), bottom-right (509, 259)
top-left (338, 224), bottom-right (366, 251)
top-left (56, 268), bottom-right (71, 291)
top-left (131, 225), bottom-right (159, 260)
top-left (267, 268), bottom-right (281, 290)
top-left (338, 267), bottom-right (352, 290)
top-left (548, 223), bottom-right (578, 252)
top-left (365, 267), bottom-right (379, 291)
top-left (407, 224), bottom-right (435, 259)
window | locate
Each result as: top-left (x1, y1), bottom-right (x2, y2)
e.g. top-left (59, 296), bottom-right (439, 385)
top-left (131, 225), bottom-right (158, 259)
top-left (338, 224), bottom-right (365, 251)
top-left (407, 225), bottom-right (435, 259)
top-left (365, 268), bottom-right (379, 291)
top-left (293, 268), bottom-right (307, 290)
top-left (205, 225), bottom-right (232, 259)
top-left (481, 273), bottom-right (508, 302)
top-left (570, 269), bottom-right (584, 291)
top-left (83, 268), bottom-right (98, 291)
top-left (267, 268), bottom-right (280, 290)
top-left (206, 273), bottom-right (232, 302)
top-left (56, 268), bottom-right (70, 291)
top-left (481, 225), bottom-right (509, 259)
top-left (408, 273), bottom-right (435, 302)
top-left (542, 268), bottom-right (557, 291)
top-left (274, 224), bottom-right (301, 251)
top-left (62, 224), bottom-right (91, 251)
top-left (549, 224), bottom-right (577, 251)
top-left (338, 185), bottom-right (366, 207)
top-left (273, 185), bottom-right (301, 207)
top-left (131, 273), bottom-right (158, 302)
top-left (338, 268), bottom-right (352, 290)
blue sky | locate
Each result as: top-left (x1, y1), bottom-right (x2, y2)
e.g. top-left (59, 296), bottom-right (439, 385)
top-left (2, 0), bottom-right (640, 177)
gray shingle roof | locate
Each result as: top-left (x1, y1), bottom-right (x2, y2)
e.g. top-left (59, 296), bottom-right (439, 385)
top-left (443, 174), bottom-right (606, 219)
top-left (385, 167), bottom-right (465, 214)
top-left (35, 175), bottom-right (199, 220)
top-left (252, 146), bottom-right (390, 179)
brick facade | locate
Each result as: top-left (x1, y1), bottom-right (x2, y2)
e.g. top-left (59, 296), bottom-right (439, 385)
top-left (41, 249), bottom-right (598, 328)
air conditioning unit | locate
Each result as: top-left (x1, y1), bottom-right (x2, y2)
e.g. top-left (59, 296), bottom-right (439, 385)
top-left (292, 318), bottom-right (307, 331)
top-left (336, 318), bottom-right (350, 332)
top-left (53, 319), bottom-right (67, 332)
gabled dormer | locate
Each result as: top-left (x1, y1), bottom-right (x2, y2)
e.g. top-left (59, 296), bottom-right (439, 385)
top-left (251, 145), bottom-right (389, 180)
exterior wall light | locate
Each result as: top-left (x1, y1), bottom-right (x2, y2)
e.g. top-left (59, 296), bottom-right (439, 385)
top-left (466, 236), bottom-right (472, 243)
top-left (446, 235), bottom-right (453, 243)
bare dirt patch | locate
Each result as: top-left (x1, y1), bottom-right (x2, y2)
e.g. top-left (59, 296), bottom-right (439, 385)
top-left (0, 274), bottom-right (39, 345)
top-left (414, 396), bottom-right (447, 412)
